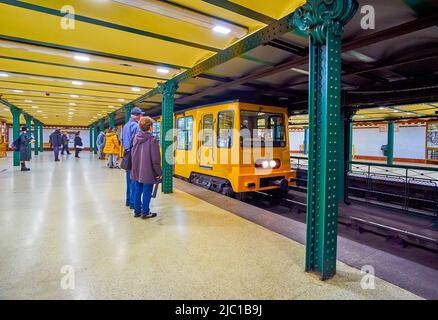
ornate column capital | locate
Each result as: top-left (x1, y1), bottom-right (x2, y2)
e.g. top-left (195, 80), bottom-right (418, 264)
top-left (293, 0), bottom-right (358, 43)
top-left (158, 80), bottom-right (178, 98)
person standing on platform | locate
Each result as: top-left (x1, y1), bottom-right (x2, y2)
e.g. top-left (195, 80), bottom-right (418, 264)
top-left (49, 128), bottom-right (63, 162)
top-left (103, 127), bottom-right (121, 168)
top-left (130, 116), bottom-right (162, 219)
top-left (18, 126), bottom-right (32, 171)
top-left (96, 129), bottom-right (106, 160)
top-left (74, 131), bottom-right (83, 158)
top-left (121, 107), bottom-right (143, 209)
top-left (61, 132), bottom-right (70, 155)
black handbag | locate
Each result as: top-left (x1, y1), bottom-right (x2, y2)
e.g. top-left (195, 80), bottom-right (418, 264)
top-left (120, 150), bottom-right (132, 170)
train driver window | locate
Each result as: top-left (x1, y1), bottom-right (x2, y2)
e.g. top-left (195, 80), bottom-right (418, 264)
top-left (176, 116), bottom-right (193, 150)
top-left (240, 111), bottom-right (286, 147)
top-left (217, 111), bottom-right (233, 148)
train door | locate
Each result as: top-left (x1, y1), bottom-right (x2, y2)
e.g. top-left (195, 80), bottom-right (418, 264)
top-left (200, 113), bottom-right (214, 169)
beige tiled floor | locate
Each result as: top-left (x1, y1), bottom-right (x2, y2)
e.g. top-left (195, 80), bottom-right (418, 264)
top-left (0, 152), bottom-right (421, 299)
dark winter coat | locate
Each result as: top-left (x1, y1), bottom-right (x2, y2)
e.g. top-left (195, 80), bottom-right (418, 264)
top-left (74, 136), bottom-right (82, 147)
top-left (49, 130), bottom-right (63, 147)
top-left (19, 132), bottom-right (31, 162)
top-left (130, 131), bottom-right (162, 184)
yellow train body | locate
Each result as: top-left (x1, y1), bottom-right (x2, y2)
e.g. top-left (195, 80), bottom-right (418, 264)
top-left (154, 101), bottom-right (296, 195)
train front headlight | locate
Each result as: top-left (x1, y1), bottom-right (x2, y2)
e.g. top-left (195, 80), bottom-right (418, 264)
top-left (262, 160), bottom-right (269, 169)
top-left (255, 159), bottom-right (281, 169)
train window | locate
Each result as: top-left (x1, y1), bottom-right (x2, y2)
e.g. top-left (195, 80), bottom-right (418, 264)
top-left (202, 114), bottom-right (214, 147)
top-left (217, 111), bottom-right (233, 148)
top-left (152, 121), bottom-right (160, 142)
top-left (176, 116), bottom-right (193, 150)
top-left (240, 111), bottom-right (286, 147)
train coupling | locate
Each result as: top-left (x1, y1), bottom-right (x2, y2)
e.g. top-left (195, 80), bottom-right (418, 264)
top-left (271, 178), bottom-right (289, 192)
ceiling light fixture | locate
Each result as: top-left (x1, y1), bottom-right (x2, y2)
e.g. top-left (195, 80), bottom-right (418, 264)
top-left (72, 80), bottom-right (83, 85)
top-left (31, 106), bottom-right (38, 109)
top-left (157, 67), bottom-right (170, 74)
top-left (37, 110), bottom-right (42, 113)
top-left (112, 0), bottom-right (246, 38)
top-left (290, 68), bottom-right (309, 75)
top-left (70, 94), bottom-right (79, 98)
top-left (212, 25), bottom-right (231, 35)
top-left (24, 100), bottom-right (33, 103)
top-left (131, 87), bottom-right (141, 92)
top-left (12, 89), bottom-right (24, 93)
top-left (68, 112), bottom-right (74, 115)
top-left (69, 103), bottom-right (76, 106)
top-left (69, 108), bottom-right (75, 111)
top-left (0, 72), bottom-right (8, 77)
top-left (73, 55), bottom-right (90, 62)
top-left (117, 98), bottom-right (125, 102)
top-left (108, 106), bottom-right (114, 108)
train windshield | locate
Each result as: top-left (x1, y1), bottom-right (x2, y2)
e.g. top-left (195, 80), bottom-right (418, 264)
top-left (240, 111), bottom-right (286, 147)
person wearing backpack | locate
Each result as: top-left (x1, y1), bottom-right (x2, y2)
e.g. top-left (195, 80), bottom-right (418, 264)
top-left (49, 128), bottom-right (63, 162)
top-left (61, 132), bottom-right (71, 155)
top-left (17, 126), bottom-right (32, 171)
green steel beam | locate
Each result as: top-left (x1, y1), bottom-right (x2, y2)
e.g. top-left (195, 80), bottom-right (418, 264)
top-left (89, 126), bottom-right (94, 152)
top-left (39, 121), bottom-right (43, 152)
top-left (303, 126), bottom-right (308, 155)
top-left (98, 119), bottom-right (105, 132)
top-left (10, 106), bottom-right (21, 166)
top-left (23, 113), bottom-right (32, 160)
top-left (202, 0), bottom-right (275, 24)
top-left (387, 120), bottom-right (395, 165)
top-left (93, 124), bottom-right (98, 154)
top-left (33, 118), bottom-right (39, 156)
top-left (296, 0), bottom-right (358, 280)
top-left (158, 81), bottom-right (178, 194)
top-left (109, 113), bottom-right (115, 128)
top-left (124, 104), bottom-right (133, 124)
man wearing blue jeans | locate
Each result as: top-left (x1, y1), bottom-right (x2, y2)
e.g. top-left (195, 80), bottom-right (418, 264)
top-left (121, 107), bottom-right (143, 208)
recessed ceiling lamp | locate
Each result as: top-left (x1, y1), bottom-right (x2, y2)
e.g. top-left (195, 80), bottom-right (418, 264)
top-left (12, 89), bottom-right (24, 93)
top-left (24, 100), bottom-right (33, 103)
top-left (70, 94), bottom-right (79, 98)
top-left (68, 112), bottom-right (74, 115)
top-left (73, 55), bottom-right (90, 62)
top-left (97, 114), bottom-right (102, 116)
top-left (108, 105), bottom-right (115, 108)
top-left (131, 87), bottom-right (141, 92)
top-left (0, 72), bottom-right (8, 77)
top-left (117, 98), bottom-right (125, 102)
top-left (72, 80), bottom-right (83, 85)
top-left (69, 108), bottom-right (75, 111)
top-left (379, 107), bottom-right (385, 110)
top-left (31, 106), bottom-right (38, 109)
top-left (157, 67), bottom-right (169, 74)
top-left (69, 103), bottom-right (76, 106)
top-left (212, 25), bottom-right (231, 35)
top-left (37, 110), bottom-right (42, 113)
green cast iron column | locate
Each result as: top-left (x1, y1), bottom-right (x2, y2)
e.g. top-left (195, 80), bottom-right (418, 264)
top-left (93, 124), bottom-right (98, 154)
top-left (10, 106), bottom-right (21, 166)
top-left (124, 104), bottom-right (133, 124)
top-left (24, 113), bottom-right (32, 160)
top-left (109, 113), bottom-right (115, 128)
top-left (33, 119), bottom-right (39, 156)
top-left (387, 120), bottom-right (394, 165)
top-left (303, 126), bottom-right (308, 155)
top-left (294, 0), bottom-right (358, 280)
top-left (98, 119), bottom-right (105, 132)
top-left (89, 126), bottom-right (93, 152)
top-left (158, 81), bottom-right (178, 194)
top-left (39, 122), bottom-right (43, 152)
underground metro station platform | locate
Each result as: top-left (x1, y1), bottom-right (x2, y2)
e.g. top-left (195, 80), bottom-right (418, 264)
top-left (0, 0), bottom-right (437, 309)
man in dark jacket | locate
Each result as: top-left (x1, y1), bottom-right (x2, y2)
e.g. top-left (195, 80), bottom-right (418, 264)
top-left (18, 126), bottom-right (32, 171)
top-left (61, 132), bottom-right (70, 155)
top-left (49, 128), bottom-right (63, 162)
top-left (74, 131), bottom-right (83, 158)
top-left (130, 116), bottom-right (162, 219)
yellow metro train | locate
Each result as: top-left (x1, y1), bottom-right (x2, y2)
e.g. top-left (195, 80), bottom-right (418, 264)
top-left (152, 101), bottom-right (296, 200)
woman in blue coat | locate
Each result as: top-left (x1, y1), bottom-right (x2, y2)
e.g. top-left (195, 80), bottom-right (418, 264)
top-left (19, 126), bottom-right (32, 171)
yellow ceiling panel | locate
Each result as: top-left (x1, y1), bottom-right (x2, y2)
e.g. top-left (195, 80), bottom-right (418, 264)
top-left (230, 0), bottom-right (306, 19)
top-left (0, 46), bottom-right (178, 80)
top-left (22, 0), bottom-right (241, 50)
top-left (0, 59), bottom-right (159, 88)
top-left (0, 4), bottom-right (213, 68)
top-left (168, 0), bottom-right (266, 29)
top-left (0, 82), bottom-right (140, 100)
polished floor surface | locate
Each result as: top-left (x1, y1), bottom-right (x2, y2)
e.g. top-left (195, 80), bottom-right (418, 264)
top-left (0, 152), bottom-right (421, 299)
